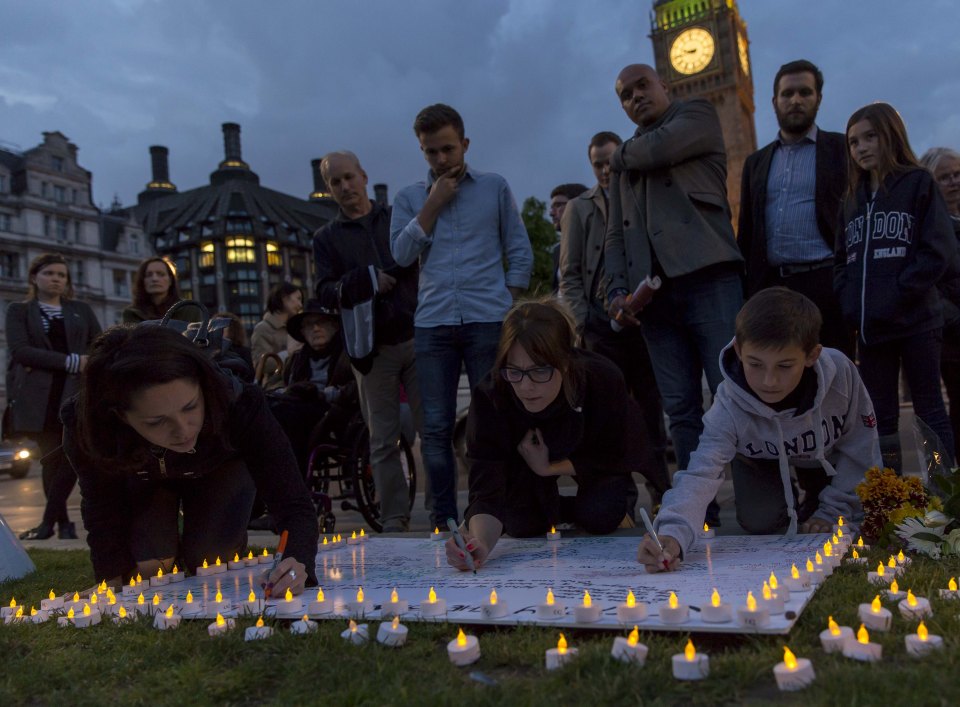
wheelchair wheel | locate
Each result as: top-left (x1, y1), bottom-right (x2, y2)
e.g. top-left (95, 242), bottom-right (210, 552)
top-left (348, 427), bottom-right (417, 533)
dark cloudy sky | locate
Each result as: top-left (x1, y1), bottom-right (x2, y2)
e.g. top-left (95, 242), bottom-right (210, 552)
top-left (2, 0), bottom-right (958, 209)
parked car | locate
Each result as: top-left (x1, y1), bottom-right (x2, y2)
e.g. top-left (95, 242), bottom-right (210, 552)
top-left (0, 441), bottom-right (32, 479)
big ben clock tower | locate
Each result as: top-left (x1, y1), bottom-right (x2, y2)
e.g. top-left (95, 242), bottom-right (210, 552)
top-left (650, 0), bottom-right (756, 225)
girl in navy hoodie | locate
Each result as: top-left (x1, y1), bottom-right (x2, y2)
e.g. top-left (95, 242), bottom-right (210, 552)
top-left (835, 102), bottom-right (957, 469)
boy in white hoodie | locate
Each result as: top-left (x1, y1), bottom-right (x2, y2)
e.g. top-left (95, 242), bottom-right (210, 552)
top-left (638, 287), bottom-right (881, 572)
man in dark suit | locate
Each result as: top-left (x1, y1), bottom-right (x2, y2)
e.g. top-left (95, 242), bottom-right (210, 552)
top-left (737, 59), bottom-right (852, 356)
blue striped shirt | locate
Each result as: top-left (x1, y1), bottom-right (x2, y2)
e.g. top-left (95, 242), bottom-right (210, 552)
top-left (764, 126), bottom-right (834, 266)
top-left (390, 165), bottom-right (532, 327)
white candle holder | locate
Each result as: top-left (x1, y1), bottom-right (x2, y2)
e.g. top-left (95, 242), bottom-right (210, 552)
top-left (290, 617), bottom-right (318, 635)
top-left (842, 638), bottom-right (882, 662)
top-left (448, 633), bottom-right (481, 666)
top-left (545, 645), bottom-right (577, 671)
top-left (882, 587), bottom-right (905, 601)
top-left (73, 609), bottom-right (101, 629)
top-left (381, 599), bottom-right (409, 620)
top-left (207, 617), bottom-right (236, 637)
top-left (228, 558), bottom-right (246, 571)
top-left (258, 552), bottom-right (274, 565)
top-left (30, 609), bottom-right (51, 624)
top-left (347, 534), bottom-right (360, 546)
top-left (672, 653), bottom-right (709, 680)
top-left (898, 596), bottom-right (933, 620)
top-left (782, 573), bottom-right (811, 592)
top-left (700, 602), bottom-right (733, 623)
top-left (274, 597), bottom-right (306, 619)
top-left (420, 598), bottom-right (447, 619)
top-left (616, 602), bottom-right (647, 624)
top-left (573, 603), bottom-right (602, 623)
top-left (178, 601), bottom-right (204, 619)
top-left (205, 599), bottom-right (233, 616)
top-left (857, 603), bottom-right (892, 631)
top-left (149, 574), bottom-right (169, 588)
top-left (308, 597), bottom-right (333, 615)
top-left (480, 599), bottom-right (509, 620)
top-left (806, 568), bottom-right (824, 585)
top-left (658, 601), bottom-right (689, 625)
top-left (760, 594), bottom-right (785, 615)
top-left (699, 525), bottom-right (716, 539)
top-left (167, 569), bottom-right (185, 583)
top-left (737, 605), bottom-right (770, 629)
top-left (240, 599), bottom-right (263, 617)
top-left (773, 657), bottom-right (815, 691)
top-left (341, 622), bottom-right (369, 645)
top-left (153, 611), bottom-right (181, 630)
top-left (845, 555), bottom-right (868, 566)
top-left (536, 599), bottom-right (567, 620)
top-left (430, 529), bottom-right (446, 541)
top-left (40, 596), bottom-right (64, 611)
top-left (905, 632), bottom-right (944, 657)
top-left (939, 587), bottom-right (959, 599)
top-left (376, 619), bottom-right (408, 647)
top-left (121, 584), bottom-right (140, 599)
top-left (611, 636), bottom-right (648, 664)
top-left (244, 554), bottom-right (261, 567)
top-left (4, 611), bottom-right (25, 625)
top-left (196, 563), bottom-right (227, 578)
top-left (867, 570), bottom-right (894, 586)
top-left (819, 626), bottom-right (854, 653)
top-left (546, 529), bottom-right (561, 542)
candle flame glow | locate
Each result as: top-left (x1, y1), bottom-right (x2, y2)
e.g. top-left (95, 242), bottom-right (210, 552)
top-left (857, 624), bottom-right (869, 644)
top-left (285, 588), bottom-right (293, 602)
top-left (546, 588), bottom-right (555, 605)
top-left (82, 604), bottom-right (91, 616)
top-left (152, 594), bottom-right (160, 606)
top-left (216, 613), bottom-right (225, 627)
top-left (248, 590), bottom-right (256, 603)
top-left (769, 572), bottom-right (778, 590)
top-left (391, 588), bottom-right (399, 603)
top-left (489, 589), bottom-right (498, 605)
top-left (684, 639), bottom-right (696, 661)
top-left (626, 590), bottom-right (636, 608)
top-left (877, 563), bottom-right (885, 576)
top-left (917, 621), bottom-right (928, 642)
top-left (583, 591), bottom-right (592, 608)
top-left (746, 591), bottom-right (757, 612)
top-left (72, 592), bottom-right (79, 603)
top-left (247, 551), bottom-right (254, 560)
top-left (871, 595), bottom-right (881, 613)
top-left (428, 587), bottom-right (437, 603)
top-left (815, 551), bottom-right (823, 566)
top-left (392, 616), bottom-right (399, 630)
top-left (853, 549), bottom-right (860, 559)
top-left (129, 577), bottom-right (136, 587)
top-left (90, 593), bottom-right (98, 605)
top-left (907, 589), bottom-right (917, 607)
top-left (668, 591), bottom-right (678, 609)
top-left (857, 536), bottom-right (864, 548)
top-left (762, 582), bottom-right (772, 600)
top-left (136, 573), bottom-right (142, 583)
top-left (897, 550), bottom-right (905, 563)
top-left (887, 556), bottom-right (896, 568)
top-left (832, 534), bottom-right (839, 544)
top-left (823, 542), bottom-right (833, 557)
top-left (202, 559), bottom-right (208, 569)
top-left (172, 565), bottom-right (179, 574)
top-left (558, 633), bottom-right (568, 655)
top-left (550, 526), bottom-right (556, 534)
top-left (349, 619), bottom-right (357, 633)
top-left (49, 590), bottom-right (55, 601)
top-left (256, 616), bottom-right (264, 628)
top-left (711, 588), bottom-right (721, 607)
top-left (619, 626), bottom-right (635, 647)
top-left (137, 593), bottom-right (145, 605)
top-left (316, 588), bottom-right (325, 602)
top-left (185, 591), bottom-right (193, 604)
top-left (784, 646), bottom-right (797, 671)
top-left (457, 628), bottom-right (467, 648)
top-left (322, 537), bottom-right (328, 546)
top-left (14, 606), bottom-right (22, 618)
top-left (806, 558), bottom-right (814, 572)
top-left (67, 607), bottom-right (74, 619)
top-left (233, 553), bottom-right (239, 563)
top-left (433, 527), bottom-right (439, 535)
top-left (118, 606), bottom-right (127, 618)
top-left (828, 616), bottom-right (840, 636)
top-left (890, 579), bottom-right (899, 593)
top-left (107, 591), bottom-right (116, 605)
top-left (165, 605), bottom-right (174, 618)
top-left (703, 523), bottom-right (709, 532)
top-left (215, 590), bottom-right (223, 603)
top-left (837, 528), bottom-right (844, 539)
top-left (263, 548), bottom-right (269, 557)
top-left (838, 516), bottom-right (844, 527)
top-left (215, 557), bottom-right (221, 566)
top-left (950, 578), bottom-right (958, 591)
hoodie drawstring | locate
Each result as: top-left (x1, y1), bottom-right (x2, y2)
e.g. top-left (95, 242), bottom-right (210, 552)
top-left (773, 418), bottom-right (798, 536)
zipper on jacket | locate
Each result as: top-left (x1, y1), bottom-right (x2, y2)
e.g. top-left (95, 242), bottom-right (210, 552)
top-left (859, 198), bottom-right (874, 345)
top-left (151, 448), bottom-right (168, 477)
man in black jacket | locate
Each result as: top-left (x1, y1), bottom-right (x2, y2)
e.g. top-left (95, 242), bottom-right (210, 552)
top-left (737, 59), bottom-right (852, 356)
top-left (313, 151), bottom-right (420, 532)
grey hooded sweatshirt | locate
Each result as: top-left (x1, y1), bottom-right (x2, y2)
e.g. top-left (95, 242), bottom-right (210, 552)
top-left (654, 340), bottom-right (881, 557)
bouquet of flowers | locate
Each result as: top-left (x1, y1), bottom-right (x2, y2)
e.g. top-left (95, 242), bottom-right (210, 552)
top-left (893, 466), bottom-right (960, 559)
top-left (855, 466), bottom-right (931, 543)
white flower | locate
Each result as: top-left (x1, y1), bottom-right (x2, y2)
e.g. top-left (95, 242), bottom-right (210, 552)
top-left (922, 510), bottom-right (950, 528)
top-left (942, 528), bottom-right (960, 556)
top-left (895, 515), bottom-right (945, 559)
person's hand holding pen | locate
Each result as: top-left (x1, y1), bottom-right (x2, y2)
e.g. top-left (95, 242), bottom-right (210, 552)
top-left (444, 528), bottom-right (490, 572)
top-left (636, 533), bottom-right (682, 573)
top-left (259, 556), bottom-right (308, 596)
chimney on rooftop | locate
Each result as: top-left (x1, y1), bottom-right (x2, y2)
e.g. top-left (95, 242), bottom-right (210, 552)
top-left (150, 146), bottom-right (171, 184)
top-left (309, 157), bottom-right (335, 202)
top-left (220, 123), bottom-right (248, 168)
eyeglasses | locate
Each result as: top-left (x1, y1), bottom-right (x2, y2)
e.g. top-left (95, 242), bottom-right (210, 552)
top-left (500, 366), bottom-right (555, 384)
top-left (937, 170), bottom-right (960, 186)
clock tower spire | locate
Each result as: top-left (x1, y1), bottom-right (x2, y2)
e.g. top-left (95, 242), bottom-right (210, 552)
top-left (649, 0), bottom-right (756, 225)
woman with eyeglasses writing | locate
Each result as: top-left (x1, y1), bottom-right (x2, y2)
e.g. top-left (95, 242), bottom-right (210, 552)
top-left (445, 299), bottom-right (632, 570)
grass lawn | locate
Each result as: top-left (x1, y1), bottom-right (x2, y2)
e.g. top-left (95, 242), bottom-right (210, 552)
top-left (1, 548), bottom-right (958, 706)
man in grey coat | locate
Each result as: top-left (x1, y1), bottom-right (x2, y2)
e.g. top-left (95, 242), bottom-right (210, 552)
top-left (604, 64), bottom-right (744, 525)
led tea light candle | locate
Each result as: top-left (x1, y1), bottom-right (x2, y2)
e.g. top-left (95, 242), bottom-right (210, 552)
top-left (760, 582), bottom-right (785, 615)
top-left (700, 522), bottom-right (715, 539)
top-left (737, 590), bottom-right (770, 628)
top-left (132, 593), bottom-right (150, 616)
top-left (447, 627), bottom-right (481, 666)
top-left (940, 577), bottom-right (959, 599)
top-left (420, 586), bottom-right (447, 618)
top-left (905, 620), bottom-right (943, 657)
top-left (882, 579), bottom-right (904, 601)
top-left (290, 614), bottom-right (318, 635)
top-left (346, 586), bottom-right (373, 617)
top-left (377, 616), bottom-right (408, 647)
top-left (382, 588), bottom-right (409, 619)
top-left (845, 548), bottom-right (867, 566)
top-left (275, 587), bottom-right (305, 619)
top-left (308, 587), bottom-right (332, 615)
top-left (804, 558), bottom-right (824, 585)
top-left (30, 607), bottom-right (50, 624)
top-left (867, 562), bottom-right (893, 586)
top-left (112, 605), bottom-right (133, 625)
top-left (769, 572), bottom-right (790, 603)
top-left (842, 624), bottom-right (882, 662)
top-left (320, 536), bottom-right (331, 551)
top-left (135, 573), bottom-right (144, 586)
top-left (896, 550), bottom-right (911, 568)
top-left (857, 595), bottom-right (892, 631)
top-left (574, 590), bottom-right (602, 623)
top-left (196, 558), bottom-right (219, 578)
top-left (150, 567), bottom-right (169, 587)
top-left (821, 542), bottom-right (841, 570)
top-left (783, 564), bottom-right (811, 592)
top-left (658, 591), bottom-right (689, 624)
top-left (481, 589), bottom-right (509, 620)
top-left (101, 590), bottom-right (120, 617)
top-left (833, 515), bottom-right (845, 535)
top-left (611, 626), bottom-right (648, 665)
top-left (701, 588), bottom-right (733, 623)
top-left (122, 577), bottom-right (139, 598)
top-left (73, 603), bottom-right (100, 629)
top-left (245, 550), bottom-right (259, 567)
top-left (537, 588), bottom-right (567, 619)
top-left (206, 589), bottom-right (233, 616)
top-left (430, 527), bottom-right (444, 541)
top-left (4, 606), bottom-right (24, 625)
top-left (244, 615), bottom-right (274, 641)
top-left (898, 589), bottom-right (933, 620)
top-left (97, 580), bottom-right (108, 595)
top-left (855, 536), bottom-right (870, 552)
top-left (242, 589), bottom-right (262, 616)
top-left (153, 604), bottom-right (181, 630)
top-left (819, 616), bottom-right (854, 653)
top-left (545, 633), bottom-right (577, 671)
top-left (57, 607), bottom-right (76, 628)
top-left (773, 646), bottom-right (815, 692)
top-left (347, 530), bottom-right (360, 545)
top-left (341, 619), bottom-right (369, 645)
top-left (814, 551), bottom-right (833, 577)
top-left (617, 590), bottom-right (647, 623)
top-left (168, 564), bottom-right (184, 583)
top-left (178, 590), bottom-right (203, 618)
top-left (228, 553), bottom-right (245, 571)
top-left (207, 613), bottom-right (235, 637)
top-left (359, 528), bottom-right (367, 541)
top-left (672, 639), bottom-right (709, 681)
top-left (149, 593), bottom-right (162, 616)
top-left (886, 556), bottom-right (902, 576)
top-left (41, 591), bottom-right (63, 611)
top-left (64, 592), bottom-right (83, 613)
top-left (546, 525), bottom-right (561, 541)
top-left (259, 548), bottom-right (274, 564)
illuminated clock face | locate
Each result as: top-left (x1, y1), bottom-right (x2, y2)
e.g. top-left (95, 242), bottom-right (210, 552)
top-left (669, 27), bottom-right (715, 75)
top-left (738, 33), bottom-right (750, 76)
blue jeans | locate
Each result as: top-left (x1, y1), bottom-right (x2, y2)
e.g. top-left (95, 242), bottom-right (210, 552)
top-left (415, 322), bottom-right (503, 526)
top-left (640, 270), bottom-right (743, 471)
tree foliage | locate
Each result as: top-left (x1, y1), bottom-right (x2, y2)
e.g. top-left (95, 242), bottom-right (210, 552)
top-left (520, 196), bottom-right (558, 297)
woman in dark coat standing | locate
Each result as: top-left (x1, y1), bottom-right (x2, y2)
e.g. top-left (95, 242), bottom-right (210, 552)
top-left (6, 253), bottom-right (101, 539)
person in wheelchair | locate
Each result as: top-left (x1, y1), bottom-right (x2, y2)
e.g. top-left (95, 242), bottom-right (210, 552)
top-left (446, 299), bottom-right (645, 571)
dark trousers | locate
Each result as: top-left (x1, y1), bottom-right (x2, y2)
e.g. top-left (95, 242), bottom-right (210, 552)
top-left (859, 329), bottom-right (955, 461)
top-left (25, 428), bottom-right (76, 527)
top-left (128, 456), bottom-right (257, 573)
top-left (764, 264), bottom-right (855, 358)
top-left (501, 469), bottom-right (628, 538)
top-left (730, 455), bottom-right (823, 533)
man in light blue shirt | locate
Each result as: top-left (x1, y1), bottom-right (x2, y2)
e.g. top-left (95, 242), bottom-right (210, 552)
top-left (391, 103), bottom-right (532, 527)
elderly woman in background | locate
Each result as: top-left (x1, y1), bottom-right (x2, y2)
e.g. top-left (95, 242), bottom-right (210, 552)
top-left (7, 253), bottom-right (101, 540)
top-left (921, 147), bottom-right (960, 459)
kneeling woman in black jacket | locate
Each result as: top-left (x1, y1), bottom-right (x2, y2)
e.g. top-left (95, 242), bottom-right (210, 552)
top-left (446, 299), bottom-right (631, 571)
top-left (63, 325), bottom-right (318, 594)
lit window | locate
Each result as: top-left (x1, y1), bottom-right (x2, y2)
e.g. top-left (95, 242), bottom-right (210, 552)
top-left (225, 237), bottom-right (255, 264)
top-left (266, 241), bottom-right (281, 269)
top-left (200, 241), bottom-right (215, 269)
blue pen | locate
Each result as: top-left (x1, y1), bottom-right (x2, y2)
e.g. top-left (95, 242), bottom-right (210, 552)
top-left (447, 518), bottom-right (477, 574)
